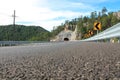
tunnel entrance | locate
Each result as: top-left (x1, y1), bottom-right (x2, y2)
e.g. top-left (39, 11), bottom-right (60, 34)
top-left (64, 38), bottom-right (69, 41)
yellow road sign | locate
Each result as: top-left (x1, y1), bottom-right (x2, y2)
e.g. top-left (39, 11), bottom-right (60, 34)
top-left (94, 22), bottom-right (101, 30)
top-left (88, 30), bottom-right (93, 35)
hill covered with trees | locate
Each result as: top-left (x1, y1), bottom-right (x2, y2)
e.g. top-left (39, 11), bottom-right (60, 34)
top-left (0, 25), bottom-right (50, 41)
top-left (51, 7), bottom-right (120, 39)
top-left (0, 7), bottom-right (120, 41)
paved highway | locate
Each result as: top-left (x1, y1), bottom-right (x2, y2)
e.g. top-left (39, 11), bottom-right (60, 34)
top-left (0, 42), bottom-right (120, 79)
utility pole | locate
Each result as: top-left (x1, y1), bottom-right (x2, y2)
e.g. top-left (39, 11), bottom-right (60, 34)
top-left (12, 10), bottom-right (17, 27)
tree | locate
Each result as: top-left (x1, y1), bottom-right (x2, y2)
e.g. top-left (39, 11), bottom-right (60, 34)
top-left (102, 7), bottom-right (107, 15)
top-left (90, 12), bottom-right (95, 19)
top-left (111, 15), bottom-right (119, 25)
top-left (50, 8), bottom-right (119, 40)
top-left (98, 11), bottom-right (101, 20)
top-left (0, 25), bottom-right (50, 41)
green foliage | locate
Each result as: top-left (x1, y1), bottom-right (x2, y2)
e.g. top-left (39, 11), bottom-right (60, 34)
top-left (51, 25), bottom-right (64, 38)
top-left (51, 8), bottom-right (120, 40)
top-left (0, 25), bottom-right (50, 41)
top-left (102, 7), bottom-right (108, 15)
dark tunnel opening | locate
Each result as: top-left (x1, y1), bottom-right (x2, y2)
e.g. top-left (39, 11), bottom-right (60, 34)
top-left (64, 38), bottom-right (69, 41)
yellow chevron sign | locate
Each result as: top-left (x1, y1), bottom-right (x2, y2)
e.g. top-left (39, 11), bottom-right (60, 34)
top-left (88, 30), bottom-right (93, 35)
top-left (94, 22), bottom-right (101, 30)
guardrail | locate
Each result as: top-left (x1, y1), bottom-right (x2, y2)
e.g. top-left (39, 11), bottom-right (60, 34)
top-left (0, 41), bottom-right (48, 47)
top-left (81, 23), bottom-right (120, 42)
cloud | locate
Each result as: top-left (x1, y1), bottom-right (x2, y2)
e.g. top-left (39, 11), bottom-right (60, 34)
top-left (1, 0), bottom-right (118, 31)
top-left (0, 0), bottom-right (93, 31)
top-left (74, 0), bottom-right (109, 3)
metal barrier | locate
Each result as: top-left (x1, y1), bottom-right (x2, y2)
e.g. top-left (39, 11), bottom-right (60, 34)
top-left (0, 41), bottom-right (48, 47)
top-left (81, 23), bottom-right (120, 42)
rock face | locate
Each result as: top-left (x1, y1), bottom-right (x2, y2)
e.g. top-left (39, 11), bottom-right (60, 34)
top-left (56, 30), bottom-right (73, 41)
top-left (113, 12), bottom-right (120, 19)
top-left (53, 25), bottom-right (79, 41)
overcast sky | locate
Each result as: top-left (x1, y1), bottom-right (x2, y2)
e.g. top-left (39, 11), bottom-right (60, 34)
top-left (0, 0), bottom-right (120, 31)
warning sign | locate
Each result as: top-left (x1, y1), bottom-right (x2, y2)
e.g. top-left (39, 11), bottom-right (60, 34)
top-left (94, 22), bottom-right (101, 30)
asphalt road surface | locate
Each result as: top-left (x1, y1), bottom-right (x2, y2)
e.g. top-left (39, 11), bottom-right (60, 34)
top-left (0, 42), bottom-right (120, 80)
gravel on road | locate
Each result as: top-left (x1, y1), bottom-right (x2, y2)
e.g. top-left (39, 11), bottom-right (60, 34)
top-left (0, 42), bottom-right (120, 80)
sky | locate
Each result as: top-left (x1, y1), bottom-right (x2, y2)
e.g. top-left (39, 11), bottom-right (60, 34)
top-left (0, 0), bottom-right (120, 31)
